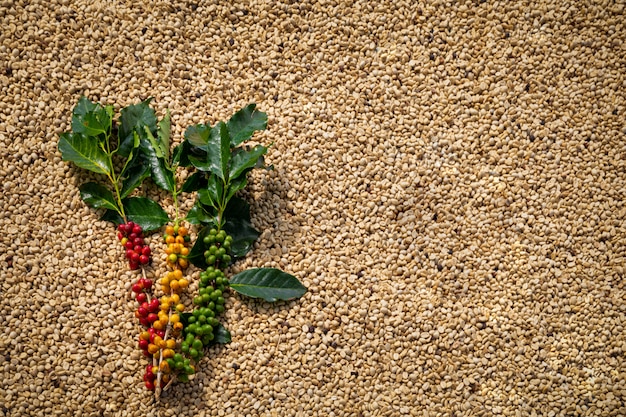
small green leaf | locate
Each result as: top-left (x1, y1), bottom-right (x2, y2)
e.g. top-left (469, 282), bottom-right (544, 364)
top-left (172, 141), bottom-right (193, 168)
top-left (207, 122), bottom-right (231, 180)
top-left (230, 268), bottom-right (307, 302)
top-left (187, 226), bottom-right (211, 268)
top-left (213, 324), bottom-right (231, 344)
top-left (120, 161), bottom-right (150, 199)
top-left (180, 312), bottom-right (193, 327)
top-left (144, 126), bottom-right (164, 159)
top-left (72, 111), bottom-right (109, 137)
top-left (101, 209), bottom-right (124, 225)
top-left (72, 96), bottom-right (99, 119)
top-left (227, 104), bottom-right (268, 146)
top-left (139, 138), bottom-right (176, 193)
top-left (184, 123), bottom-right (211, 149)
top-left (197, 188), bottom-right (215, 208)
top-left (181, 171), bottom-right (207, 193)
top-left (118, 99), bottom-right (157, 157)
top-left (225, 175), bottom-right (248, 202)
top-left (158, 110), bottom-right (171, 160)
top-left (71, 97), bottom-right (111, 138)
top-left (123, 196), bottom-right (169, 232)
top-left (79, 182), bottom-right (119, 212)
top-left (197, 174), bottom-right (224, 210)
top-left (223, 196), bottom-right (260, 257)
top-left (185, 203), bottom-right (216, 226)
top-left (58, 132), bottom-right (111, 175)
top-left (229, 145), bottom-right (268, 181)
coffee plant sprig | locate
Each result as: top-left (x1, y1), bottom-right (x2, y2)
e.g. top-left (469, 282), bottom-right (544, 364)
top-left (58, 97), bottom-right (170, 235)
top-left (180, 104), bottom-right (307, 303)
top-left (59, 98), bottom-right (307, 402)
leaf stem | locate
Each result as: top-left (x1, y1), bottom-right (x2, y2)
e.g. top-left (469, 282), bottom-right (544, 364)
top-left (104, 167), bottom-right (126, 221)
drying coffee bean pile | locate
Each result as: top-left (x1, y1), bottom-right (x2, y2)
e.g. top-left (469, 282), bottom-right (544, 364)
top-left (1, 0), bottom-right (624, 415)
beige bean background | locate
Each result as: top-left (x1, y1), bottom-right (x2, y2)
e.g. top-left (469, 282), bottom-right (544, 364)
top-left (1, 0), bottom-right (625, 416)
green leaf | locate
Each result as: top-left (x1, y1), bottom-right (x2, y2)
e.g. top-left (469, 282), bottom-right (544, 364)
top-left (184, 123), bottom-right (211, 149)
top-left (123, 196), bottom-right (169, 232)
top-left (144, 126), bottom-right (164, 159)
top-left (72, 111), bottom-right (110, 137)
top-left (79, 182), bottom-right (119, 212)
top-left (213, 324), bottom-right (231, 344)
top-left (120, 161), bottom-right (150, 199)
top-left (227, 104), bottom-right (268, 146)
top-left (181, 171), bottom-right (207, 193)
top-left (139, 138), bottom-right (176, 193)
top-left (228, 145), bottom-right (268, 182)
top-left (118, 99), bottom-right (157, 157)
top-left (71, 97), bottom-right (112, 137)
top-left (206, 122), bottom-right (231, 180)
top-left (101, 209), bottom-right (124, 225)
top-left (230, 268), bottom-right (307, 302)
top-left (187, 226), bottom-right (211, 268)
top-left (58, 132), bottom-right (111, 175)
top-left (185, 203), bottom-right (216, 226)
top-left (172, 141), bottom-right (193, 168)
top-left (180, 312), bottom-right (193, 327)
top-left (72, 96), bottom-right (99, 119)
top-left (225, 175), bottom-right (248, 202)
top-left (223, 196), bottom-right (260, 257)
top-left (158, 110), bottom-right (171, 160)
top-left (197, 174), bottom-right (223, 210)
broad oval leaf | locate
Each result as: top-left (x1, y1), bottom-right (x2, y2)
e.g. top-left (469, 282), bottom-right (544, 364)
top-left (187, 226), bottom-right (212, 268)
top-left (213, 324), bottom-right (231, 344)
top-left (72, 111), bottom-right (109, 137)
top-left (79, 182), bottom-right (119, 212)
top-left (58, 132), bottom-right (111, 175)
top-left (230, 268), bottom-right (307, 302)
top-left (139, 138), bottom-right (176, 193)
top-left (197, 174), bottom-right (224, 211)
top-left (123, 196), bottom-right (169, 232)
top-left (185, 203), bottom-right (216, 226)
top-left (181, 171), bottom-right (207, 193)
top-left (228, 145), bottom-right (268, 181)
top-left (101, 209), bottom-right (124, 225)
top-left (207, 122), bottom-right (231, 180)
top-left (72, 96), bottom-right (99, 118)
top-left (120, 160), bottom-right (150, 199)
top-left (157, 110), bottom-right (171, 160)
top-left (225, 175), bottom-right (247, 203)
top-left (227, 104), bottom-right (268, 146)
top-left (118, 99), bottom-right (157, 157)
top-left (223, 196), bottom-right (260, 257)
top-left (184, 123), bottom-right (211, 148)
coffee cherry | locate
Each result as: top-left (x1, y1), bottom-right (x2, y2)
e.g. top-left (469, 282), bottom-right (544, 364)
top-left (148, 298), bottom-right (160, 312)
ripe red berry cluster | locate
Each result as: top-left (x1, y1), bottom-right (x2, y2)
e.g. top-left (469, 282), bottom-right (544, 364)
top-left (118, 221), bottom-right (151, 270)
top-left (132, 279), bottom-right (159, 327)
